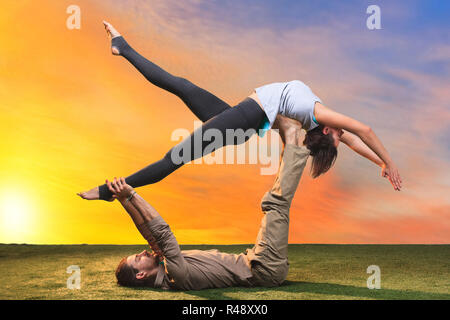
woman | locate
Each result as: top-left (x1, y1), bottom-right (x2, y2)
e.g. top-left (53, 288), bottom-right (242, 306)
top-left (78, 21), bottom-right (402, 201)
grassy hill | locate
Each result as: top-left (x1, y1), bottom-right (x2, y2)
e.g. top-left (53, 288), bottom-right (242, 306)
top-left (0, 244), bottom-right (448, 300)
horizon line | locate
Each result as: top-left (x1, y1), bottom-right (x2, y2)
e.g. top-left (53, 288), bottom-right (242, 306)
top-left (1, 243), bottom-right (448, 246)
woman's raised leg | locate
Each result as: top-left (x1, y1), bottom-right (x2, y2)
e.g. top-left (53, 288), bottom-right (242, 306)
top-left (77, 23), bottom-right (259, 201)
top-left (104, 21), bottom-right (231, 122)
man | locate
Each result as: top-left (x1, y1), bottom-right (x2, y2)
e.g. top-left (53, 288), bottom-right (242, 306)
top-left (110, 116), bottom-right (310, 290)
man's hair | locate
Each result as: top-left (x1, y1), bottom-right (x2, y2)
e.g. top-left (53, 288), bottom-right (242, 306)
top-left (115, 257), bottom-right (139, 287)
top-left (303, 124), bottom-right (338, 178)
top-left (115, 256), bottom-right (155, 287)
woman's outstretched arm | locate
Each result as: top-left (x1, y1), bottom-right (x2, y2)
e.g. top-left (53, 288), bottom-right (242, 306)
top-left (314, 102), bottom-right (402, 191)
top-left (339, 130), bottom-right (384, 166)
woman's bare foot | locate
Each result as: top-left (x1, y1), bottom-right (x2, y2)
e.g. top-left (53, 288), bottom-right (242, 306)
top-left (103, 20), bottom-right (122, 55)
top-left (77, 187), bottom-right (100, 200)
top-left (77, 185), bottom-right (114, 201)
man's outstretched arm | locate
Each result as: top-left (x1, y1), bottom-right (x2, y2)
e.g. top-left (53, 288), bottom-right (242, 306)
top-left (107, 178), bottom-right (187, 281)
top-left (106, 178), bottom-right (162, 255)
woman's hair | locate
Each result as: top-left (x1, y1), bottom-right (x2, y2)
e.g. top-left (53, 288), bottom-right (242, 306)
top-left (303, 124), bottom-right (338, 178)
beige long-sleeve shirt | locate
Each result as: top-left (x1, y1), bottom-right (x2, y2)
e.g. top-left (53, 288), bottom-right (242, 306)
top-left (147, 216), bottom-right (254, 290)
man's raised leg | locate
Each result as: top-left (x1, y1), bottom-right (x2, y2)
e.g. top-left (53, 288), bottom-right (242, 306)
top-left (246, 120), bottom-right (310, 286)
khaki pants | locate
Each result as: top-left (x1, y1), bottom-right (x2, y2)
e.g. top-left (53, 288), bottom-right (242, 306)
top-left (246, 145), bottom-right (310, 287)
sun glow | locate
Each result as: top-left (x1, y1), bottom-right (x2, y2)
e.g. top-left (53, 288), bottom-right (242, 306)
top-left (1, 193), bottom-right (31, 243)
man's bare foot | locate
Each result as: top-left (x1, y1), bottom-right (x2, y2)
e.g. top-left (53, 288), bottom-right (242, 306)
top-left (77, 187), bottom-right (100, 200)
top-left (103, 20), bottom-right (122, 55)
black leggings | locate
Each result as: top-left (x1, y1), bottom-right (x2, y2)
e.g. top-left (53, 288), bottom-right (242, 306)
top-left (98, 36), bottom-right (265, 200)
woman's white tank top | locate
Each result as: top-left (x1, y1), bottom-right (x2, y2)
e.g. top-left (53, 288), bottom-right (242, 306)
top-left (255, 80), bottom-right (322, 131)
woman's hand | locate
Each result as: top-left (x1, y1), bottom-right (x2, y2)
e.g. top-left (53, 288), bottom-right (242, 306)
top-left (106, 177), bottom-right (134, 201)
top-left (381, 163), bottom-right (402, 191)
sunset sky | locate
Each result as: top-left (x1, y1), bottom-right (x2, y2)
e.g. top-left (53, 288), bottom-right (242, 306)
top-left (0, 0), bottom-right (449, 244)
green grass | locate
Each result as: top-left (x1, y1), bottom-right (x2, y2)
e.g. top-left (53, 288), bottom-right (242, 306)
top-left (0, 244), bottom-right (448, 300)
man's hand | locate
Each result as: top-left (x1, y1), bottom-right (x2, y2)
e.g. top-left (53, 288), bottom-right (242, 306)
top-left (273, 114), bottom-right (303, 146)
top-left (106, 177), bottom-right (134, 201)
